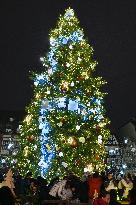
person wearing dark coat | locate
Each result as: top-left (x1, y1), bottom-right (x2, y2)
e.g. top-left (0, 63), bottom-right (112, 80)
top-left (14, 174), bottom-right (26, 197)
top-left (78, 179), bottom-right (89, 203)
top-left (37, 176), bottom-right (50, 202)
top-left (0, 173), bottom-right (4, 183)
top-left (109, 189), bottom-right (121, 205)
top-left (128, 188), bottom-right (136, 205)
top-left (0, 186), bottom-right (16, 205)
top-left (23, 171), bottom-right (33, 195)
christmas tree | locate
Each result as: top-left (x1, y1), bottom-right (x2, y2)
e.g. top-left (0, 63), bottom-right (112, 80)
top-left (11, 8), bottom-right (110, 180)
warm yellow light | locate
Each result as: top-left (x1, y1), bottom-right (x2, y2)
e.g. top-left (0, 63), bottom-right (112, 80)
top-left (24, 114), bottom-right (32, 125)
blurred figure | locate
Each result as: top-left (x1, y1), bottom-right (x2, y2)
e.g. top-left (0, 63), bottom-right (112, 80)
top-left (49, 176), bottom-right (67, 199)
top-left (23, 171), bottom-right (33, 195)
top-left (104, 172), bottom-right (117, 192)
top-left (88, 172), bottom-right (103, 200)
top-left (121, 173), bottom-right (133, 200)
top-left (29, 179), bottom-right (38, 196)
top-left (48, 176), bottom-right (59, 191)
top-left (58, 179), bottom-right (73, 200)
top-left (0, 173), bottom-right (4, 183)
top-left (78, 174), bottom-right (89, 203)
top-left (14, 174), bottom-right (25, 197)
top-left (128, 176), bottom-right (136, 205)
top-left (93, 190), bottom-right (110, 205)
top-left (132, 176), bottom-right (136, 189)
top-left (37, 176), bottom-right (50, 202)
top-left (128, 188), bottom-right (136, 205)
top-left (0, 173), bottom-right (4, 188)
top-left (0, 186), bottom-right (15, 205)
top-left (118, 176), bottom-right (124, 200)
top-left (109, 189), bottom-right (121, 205)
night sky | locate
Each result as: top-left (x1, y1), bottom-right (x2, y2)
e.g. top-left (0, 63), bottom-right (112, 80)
top-left (0, 0), bottom-right (136, 131)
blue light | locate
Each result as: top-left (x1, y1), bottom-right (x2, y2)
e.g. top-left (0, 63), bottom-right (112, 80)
top-left (68, 100), bottom-right (78, 111)
top-left (70, 31), bottom-right (84, 42)
top-left (34, 74), bottom-right (47, 86)
top-left (50, 37), bottom-right (58, 47)
top-left (38, 106), bottom-right (55, 175)
top-left (48, 50), bottom-right (54, 60)
top-left (61, 37), bottom-right (68, 44)
top-left (58, 97), bottom-right (66, 108)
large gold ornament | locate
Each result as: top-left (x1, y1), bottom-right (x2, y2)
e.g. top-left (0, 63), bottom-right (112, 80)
top-left (27, 135), bottom-right (35, 142)
top-left (68, 136), bottom-right (78, 148)
top-left (60, 81), bottom-right (69, 92)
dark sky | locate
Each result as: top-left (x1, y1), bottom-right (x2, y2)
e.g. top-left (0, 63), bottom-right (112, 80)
top-left (0, 0), bottom-right (136, 131)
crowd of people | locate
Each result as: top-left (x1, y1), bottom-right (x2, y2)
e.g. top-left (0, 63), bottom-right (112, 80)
top-left (0, 169), bottom-right (136, 205)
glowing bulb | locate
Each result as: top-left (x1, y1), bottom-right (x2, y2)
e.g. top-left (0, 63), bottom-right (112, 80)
top-left (47, 90), bottom-right (50, 94)
top-left (76, 125), bottom-right (80, 130)
top-left (59, 152), bottom-right (63, 157)
top-left (40, 57), bottom-right (44, 62)
top-left (71, 82), bottom-right (74, 86)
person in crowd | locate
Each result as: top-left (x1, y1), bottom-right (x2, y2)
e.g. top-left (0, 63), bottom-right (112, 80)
top-left (29, 179), bottom-right (38, 196)
top-left (128, 189), bottom-right (136, 205)
top-left (58, 179), bottom-right (73, 200)
top-left (30, 186), bottom-right (39, 205)
top-left (23, 179), bottom-right (39, 205)
top-left (101, 171), bottom-right (107, 182)
top-left (49, 176), bottom-right (67, 199)
top-left (78, 174), bottom-right (89, 203)
top-left (120, 173), bottom-right (133, 200)
top-left (104, 172), bottom-right (117, 192)
top-left (93, 190), bottom-right (110, 205)
top-left (127, 176), bottom-right (136, 205)
top-left (14, 174), bottom-right (25, 197)
top-left (67, 173), bottom-right (82, 202)
top-left (118, 175), bottom-right (125, 200)
top-left (0, 173), bottom-right (4, 189)
top-left (0, 173), bottom-right (4, 183)
top-left (37, 176), bottom-right (50, 202)
top-left (0, 186), bottom-right (16, 205)
top-left (48, 176), bottom-right (59, 191)
top-left (132, 176), bottom-right (136, 189)
top-left (109, 189), bottom-right (121, 205)
top-left (23, 171), bottom-right (33, 195)
top-left (88, 172), bottom-right (103, 200)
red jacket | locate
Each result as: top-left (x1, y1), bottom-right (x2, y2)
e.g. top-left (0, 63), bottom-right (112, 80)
top-left (93, 198), bottom-right (108, 205)
top-left (88, 176), bottom-right (103, 199)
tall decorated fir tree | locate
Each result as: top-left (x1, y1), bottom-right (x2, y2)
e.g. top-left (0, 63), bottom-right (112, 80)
top-left (11, 8), bottom-right (110, 180)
